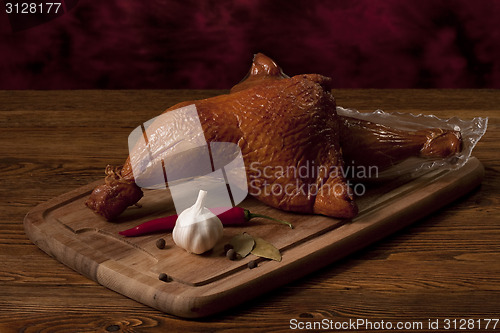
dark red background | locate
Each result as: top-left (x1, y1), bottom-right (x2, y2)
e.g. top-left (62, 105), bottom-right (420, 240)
top-left (1, 0), bottom-right (499, 89)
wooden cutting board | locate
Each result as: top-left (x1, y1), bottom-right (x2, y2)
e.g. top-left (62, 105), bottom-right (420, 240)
top-left (24, 157), bottom-right (484, 318)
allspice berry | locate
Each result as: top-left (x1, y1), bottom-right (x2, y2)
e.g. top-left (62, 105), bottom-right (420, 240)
top-left (248, 260), bottom-right (257, 269)
top-left (158, 272), bottom-right (171, 282)
top-left (156, 238), bottom-right (166, 249)
top-left (226, 248), bottom-right (237, 260)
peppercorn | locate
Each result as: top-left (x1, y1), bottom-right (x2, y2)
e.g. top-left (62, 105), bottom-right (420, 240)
top-left (156, 238), bottom-right (166, 249)
top-left (248, 260), bottom-right (258, 269)
top-left (158, 272), bottom-right (171, 282)
top-left (226, 248), bottom-right (237, 260)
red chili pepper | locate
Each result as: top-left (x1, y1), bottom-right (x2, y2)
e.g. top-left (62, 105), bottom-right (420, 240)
top-left (119, 206), bottom-right (293, 237)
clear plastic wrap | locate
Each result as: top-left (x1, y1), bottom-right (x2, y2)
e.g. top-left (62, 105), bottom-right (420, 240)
top-left (336, 106), bottom-right (488, 179)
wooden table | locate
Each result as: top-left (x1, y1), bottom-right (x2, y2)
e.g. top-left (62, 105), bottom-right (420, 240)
top-left (0, 90), bottom-right (498, 332)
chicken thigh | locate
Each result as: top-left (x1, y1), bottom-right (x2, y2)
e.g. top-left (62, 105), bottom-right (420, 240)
top-left (87, 71), bottom-right (357, 220)
top-left (86, 53), bottom-right (461, 221)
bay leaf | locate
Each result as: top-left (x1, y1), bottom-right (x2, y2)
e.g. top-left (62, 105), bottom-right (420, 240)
top-left (251, 236), bottom-right (282, 262)
top-left (229, 233), bottom-right (255, 258)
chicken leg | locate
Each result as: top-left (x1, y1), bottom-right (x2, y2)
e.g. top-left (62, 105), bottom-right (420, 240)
top-left (86, 53), bottom-right (461, 221)
top-left (234, 53), bottom-right (462, 170)
top-left (87, 72), bottom-right (357, 220)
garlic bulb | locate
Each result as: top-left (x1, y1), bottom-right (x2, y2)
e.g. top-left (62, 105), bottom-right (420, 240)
top-left (172, 190), bottom-right (223, 254)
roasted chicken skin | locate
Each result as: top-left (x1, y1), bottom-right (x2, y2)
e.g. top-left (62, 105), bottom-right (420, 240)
top-left (86, 53), bottom-right (462, 221)
top-left (85, 165), bottom-right (143, 221)
top-left (234, 53), bottom-right (462, 170)
top-left (87, 71), bottom-right (356, 220)
top-left (338, 116), bottom-right (462, 171)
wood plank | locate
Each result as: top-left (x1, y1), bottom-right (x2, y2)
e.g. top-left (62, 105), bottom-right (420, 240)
top-left (23, 157), bottom-right (484, 318)
top-left (1, 89), bottom-right (498, 330)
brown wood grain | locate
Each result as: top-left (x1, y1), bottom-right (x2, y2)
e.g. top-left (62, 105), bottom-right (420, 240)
top-left (22, 157), bottom-right (484, 318)
top-left (0, 90), bottom-right (499, 331)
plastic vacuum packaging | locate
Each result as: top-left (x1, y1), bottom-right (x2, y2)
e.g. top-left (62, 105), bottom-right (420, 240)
top-left (336, 106), bottom-right (488, 180)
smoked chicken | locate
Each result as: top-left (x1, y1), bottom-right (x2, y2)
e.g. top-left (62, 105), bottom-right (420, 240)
top-left (232, 53), bottom-right (462, 170)
top-left (338, 116), bottom-right (462, 171)
top-left (86, 53), bottom-right (462, 221)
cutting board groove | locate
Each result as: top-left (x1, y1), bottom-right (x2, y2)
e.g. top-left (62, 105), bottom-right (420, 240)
top-left (24, 157), bottom-right (484, 318)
